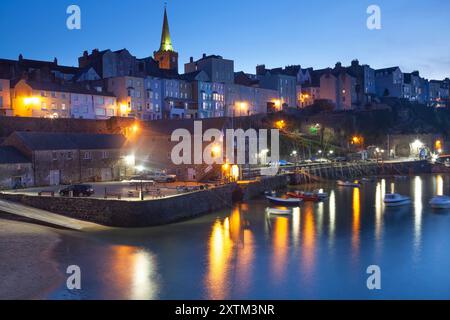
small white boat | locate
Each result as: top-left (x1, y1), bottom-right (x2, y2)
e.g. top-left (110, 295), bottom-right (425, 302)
top-left (265, 208), bottom-right (292, 215)
top-left (429, 195), bottom-right (450, 209)
top-left (384, 193), bottom-right (411, 207)
top-left (337, 180), bottom-right (360, 187)
top-left (313, 189), bottom-right (328, 199)
top-left (266, 195), bottom-right (302, 206)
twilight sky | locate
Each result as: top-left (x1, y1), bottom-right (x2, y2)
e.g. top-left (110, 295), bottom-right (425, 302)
top-left (0, 0), bottom-right (449, 79)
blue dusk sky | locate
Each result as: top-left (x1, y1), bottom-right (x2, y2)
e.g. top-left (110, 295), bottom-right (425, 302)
top-left (0, 0), bottom-right (449, 79)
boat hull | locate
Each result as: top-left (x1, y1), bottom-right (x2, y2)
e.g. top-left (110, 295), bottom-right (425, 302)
top-left (286, 192), bottom-right (319, 202)
top-left (266, 196), bottom-right (302, 206)
top-left (266, 208), bottom-right (292, 215)
top-left (384, 199), bottom-right (411, 207)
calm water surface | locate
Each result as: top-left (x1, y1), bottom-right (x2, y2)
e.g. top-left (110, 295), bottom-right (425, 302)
top-left (50, 174), bottom-right (450, 299)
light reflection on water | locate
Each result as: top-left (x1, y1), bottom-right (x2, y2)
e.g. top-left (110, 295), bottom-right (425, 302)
top-left (52, 174), bottom-right (450, 299)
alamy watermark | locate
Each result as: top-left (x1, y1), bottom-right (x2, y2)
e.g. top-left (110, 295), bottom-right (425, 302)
top-left (366, 265), bottom-right (381, 290)
top-left (170, 121), bottom-right (280, 176)
top-left (367, 5), bottom-right (381, 30)
top-left (66, 5), bottom-right (81, 30)
top-left (66, 265), bottom-right (81, 290)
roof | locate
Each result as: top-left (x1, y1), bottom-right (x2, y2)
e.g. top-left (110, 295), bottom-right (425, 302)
top-left (375, 67), bottom-right (400, 74)
top-left (234, 72), bottom-right (259, 86)
top-left (179, 70), bottom-right (210, 82)
top-left (0, 146), bottom-right (30, 164)
top-left (19, 79), bottom-right (116, 97)
top-left (142, 117), bottom-right (230, 136)
top-left (11, 132), bottom-right (126, 151)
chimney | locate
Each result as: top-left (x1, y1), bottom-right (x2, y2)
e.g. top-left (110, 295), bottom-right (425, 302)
top-left (256, 64), bottom-right (266, 75)
top-left (54, 57), bottom-right (58, 65)
top-left (351, 59), bottom-right (359, 67)
top-left (18, 54), bottom-right (23, 61)
top-left (335, 62), bottom-right (342, 69)
top-left (190, 57), bottom-right (194, 63)
top-left (202, 53), bottom-right (206, 59)
top-left (83, 50), bottom-right (89, 57)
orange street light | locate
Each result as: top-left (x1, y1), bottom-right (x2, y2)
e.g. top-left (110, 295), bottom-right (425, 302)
top-left (275, 120), bottom-right (286, 130)
top-left (24, 97), bottom-right (40, 106)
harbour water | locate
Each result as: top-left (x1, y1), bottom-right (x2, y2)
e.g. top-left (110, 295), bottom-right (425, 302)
top-left (49, 174), bottom-right (450, 299)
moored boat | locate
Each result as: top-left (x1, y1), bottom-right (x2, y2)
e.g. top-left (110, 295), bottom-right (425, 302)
top-left (287, 191), bottom-right (320, 202)
top-left (265, 195), bottom-right (302, 206)
top-left (265, 207), bottom-right (292, 215)
top-left (384, 193), bottom-right (411, 207)
top-left (313, 190), bottom-right (328, 199)
top-left (337, 180), bottom-right (360, 187)
top-left (429, 195), bottom-right (450, 209)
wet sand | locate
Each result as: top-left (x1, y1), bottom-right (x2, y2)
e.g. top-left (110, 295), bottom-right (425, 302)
top-left (0, 218), bottom-right (63, 300)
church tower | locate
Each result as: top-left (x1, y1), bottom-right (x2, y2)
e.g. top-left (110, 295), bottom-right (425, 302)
top-left (154, 5), bottom-right (178, 72)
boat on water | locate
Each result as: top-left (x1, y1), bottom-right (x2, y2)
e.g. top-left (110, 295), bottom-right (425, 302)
top-left (361, 177), bottom-right (375, 183)
top-left (337, 180), bottom-right (360, 187)
top-left (286, 191), bottom-right (320, 202)
top-left (429, 195), bottom-right (450, 209)
top-left (313, 190), bottom-right (328, 199)
top-left (265, 207), bottom-right (292, 215)
top-left (265, 195), bottom-right (302, 206)
top-left (384, 193), bottom-right (411, 207)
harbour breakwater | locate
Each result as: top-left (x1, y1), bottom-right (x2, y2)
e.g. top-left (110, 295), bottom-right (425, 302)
top-left (0, 175), bottom-right (289, 228)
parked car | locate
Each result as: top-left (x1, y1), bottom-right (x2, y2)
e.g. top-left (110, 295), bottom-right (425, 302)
top-left (59, 184), bottom-right (95, 197)
top-left (142, 171), bottom-right (177, 183)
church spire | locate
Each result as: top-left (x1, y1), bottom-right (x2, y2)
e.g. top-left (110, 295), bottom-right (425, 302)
top-left (159, 4), bottom-right (173, 52)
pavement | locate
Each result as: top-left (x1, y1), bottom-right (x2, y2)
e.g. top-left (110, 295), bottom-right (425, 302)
top-left (2, 180), bottom-right (212, 201)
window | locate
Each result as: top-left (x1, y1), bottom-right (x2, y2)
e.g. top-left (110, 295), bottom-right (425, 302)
top-left (0, 97), bottom-right (3, 108)
top-left (41, 102), bottom-right (47, 110)
top-left (96, 108), bottom-right (106, 116)
top-left (97, 97), bottom-right (105, 104)
top-left (84, 151), bottom-right (92, 160)
top-left (52, 152), bottom-right (58, 161)
top-left (41, 91), bottom-right (46, 97)
top-left (67, 152), bottom-right (73, 160)
top-left (73, 94), bottom-right (79, 101)
top-left (51, 103), bottom-right (57, 110)
top-left (51, 92), bottom-right (56, 98)
top-left (102, 151), bottom-right (108, 159)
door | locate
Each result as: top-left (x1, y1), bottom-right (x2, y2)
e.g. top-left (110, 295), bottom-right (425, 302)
top-left (187, 168), bottom-right (196, 181)
top-left (49, 170), bottom-right (60, 186)
top-left (101, 168), bottom-right (113, 182)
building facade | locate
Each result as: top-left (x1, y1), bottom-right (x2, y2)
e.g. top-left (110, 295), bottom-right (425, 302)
top-left (3, 132), bottom-right (127, 186)
top-left (0, 146), bottom-right (33, 189)
top-left (0, 78), bottom-right (11, 115)
top-left (375, 67), bottom-right (404, 98)
top-left (185, 54), bottom-right (234, 84)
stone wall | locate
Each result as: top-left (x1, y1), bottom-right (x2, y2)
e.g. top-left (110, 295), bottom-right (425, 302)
top-left (0, 184), bottom-right (236, 228)
top-left (240, 175), bottom-right (289, 201)
top-left (0, 116), bottom-right (135, 138)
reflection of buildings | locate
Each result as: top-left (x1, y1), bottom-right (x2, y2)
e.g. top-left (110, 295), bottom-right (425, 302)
top-left (301, 203), bottom-right (316, 278)
top-left (109, 245), bottom-right (159, 300)
top-left (352, 187), bottom-right (361, 257)
top-left (205, 207), bottom-right (254, 299)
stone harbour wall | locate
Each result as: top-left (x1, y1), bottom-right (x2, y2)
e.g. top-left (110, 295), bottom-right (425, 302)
top-left (0, 184), bottom-right (236, 228)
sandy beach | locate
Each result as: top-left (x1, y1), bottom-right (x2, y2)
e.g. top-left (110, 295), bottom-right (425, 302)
top-left (0, 218), bottom-right (63, 300)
